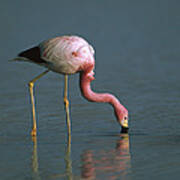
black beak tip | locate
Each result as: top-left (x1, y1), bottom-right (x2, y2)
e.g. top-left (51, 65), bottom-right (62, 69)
top-left (121, 127), bottom-right (129, 134)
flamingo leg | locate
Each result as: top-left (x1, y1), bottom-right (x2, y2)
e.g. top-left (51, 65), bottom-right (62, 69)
top-left (64, 74), bottom-right (71, 143)
top-left (28, 70), bottom-right (49, 136)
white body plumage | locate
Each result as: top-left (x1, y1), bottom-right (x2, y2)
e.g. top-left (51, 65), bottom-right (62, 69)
top-left (39, 36), bottom-right (95, 74)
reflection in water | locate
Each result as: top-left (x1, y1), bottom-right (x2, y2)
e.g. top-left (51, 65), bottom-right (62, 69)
top-left (31, 137), bottom-right (73, 180)
top-left (65, 142), bottom-right (73, 180)
top-left (81, 134), bottom-right (131, 180)
top-left (32, 137), bottom-right (41, 180)
top-left (31, 135), bottom-right (131, 180)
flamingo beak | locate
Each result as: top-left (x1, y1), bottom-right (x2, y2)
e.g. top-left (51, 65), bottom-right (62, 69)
top-left (121, 126), bottom-right (129, 133)
top-left (120, 118), bottom-right (129, 133)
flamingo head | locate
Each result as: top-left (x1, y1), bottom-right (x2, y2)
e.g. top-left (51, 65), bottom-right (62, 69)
top-left (115, 107), bottom-right (129, 133)
top-left (120, 115), bottom-right (129, 133)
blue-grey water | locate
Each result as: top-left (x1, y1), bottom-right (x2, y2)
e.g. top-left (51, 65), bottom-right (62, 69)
top-left (1, 0), bottom-right (180, 179)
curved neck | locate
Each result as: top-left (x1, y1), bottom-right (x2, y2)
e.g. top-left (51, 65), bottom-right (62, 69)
top-left (79, 71), bottom-right (127, 120)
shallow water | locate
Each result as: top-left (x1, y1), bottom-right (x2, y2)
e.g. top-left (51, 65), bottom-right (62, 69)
top-left (1, 0), bottom-right (180, 179)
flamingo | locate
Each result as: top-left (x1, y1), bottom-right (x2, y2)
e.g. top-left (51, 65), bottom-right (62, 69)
top-left (13, 35), bottom-right (129, 138)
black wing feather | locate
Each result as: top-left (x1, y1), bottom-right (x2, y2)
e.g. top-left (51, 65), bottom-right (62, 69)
top-left (18, 46), bottom-right (47, 64)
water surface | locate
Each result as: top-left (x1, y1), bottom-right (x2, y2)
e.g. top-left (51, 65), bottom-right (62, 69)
top-left (0, 0), bottom-right (180, 179)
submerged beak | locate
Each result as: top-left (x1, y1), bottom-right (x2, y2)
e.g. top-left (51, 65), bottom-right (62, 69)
top-left (120, 118), bottom-right (129, 133)
top-left (121, 126), bottom-right (129, 134)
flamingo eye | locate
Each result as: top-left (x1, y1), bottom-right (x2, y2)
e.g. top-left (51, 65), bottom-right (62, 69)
top-left (124, 117), bottom-right (128, 120)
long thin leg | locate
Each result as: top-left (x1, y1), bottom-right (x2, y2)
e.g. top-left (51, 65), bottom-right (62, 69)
top-left (64, 75), bottom-right (71, 144)
top-left (28, 70), bottom-right (49, 136)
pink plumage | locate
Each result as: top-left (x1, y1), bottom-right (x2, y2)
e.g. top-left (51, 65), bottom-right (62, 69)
top-left (15, 35), bottom-right (129, 133)
top-left (39, 36), bottom-right (95, 74)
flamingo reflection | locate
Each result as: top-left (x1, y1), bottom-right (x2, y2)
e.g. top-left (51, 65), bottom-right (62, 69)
top-left (31, 137), bottom-right (41, 180)
top-left (64, 142), bottom-right (73, 180)
top-left (31, 135), bottom-right (130, 180)
top-left (31, 137), bottom-right (73, 180)
top-left (81, 134), bottom-right (131, 180)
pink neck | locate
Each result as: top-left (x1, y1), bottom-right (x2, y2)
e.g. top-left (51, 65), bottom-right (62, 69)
top-left (79, 71), bottom-right (127, 121)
